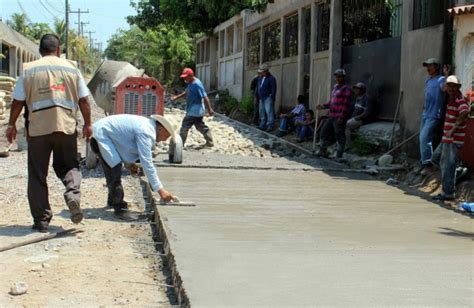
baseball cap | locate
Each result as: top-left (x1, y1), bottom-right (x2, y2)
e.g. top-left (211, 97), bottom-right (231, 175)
top-left (446, 75), bottom-right (461, 85)
top-left (422, 58), bottom-right (440, 66)
top-left (258, 63), bottom-right (270, 73)
top-left (334, 69), bottom-right (346, 76)
top-left (180, 68), bottom-right (194, 78)
top-left (353, 82), bottom-right (366, 89)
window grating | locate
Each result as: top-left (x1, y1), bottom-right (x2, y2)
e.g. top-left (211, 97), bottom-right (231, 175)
top-left (284, 13), bottom-right (299, 58)
top-left (316, 1), bottom-right (330, 52)
top-left (263, 21), bottom-right (281, 62)
top-left (124, 92), bottom-right (139, 114)
top-left (142, 92), bottom-right (157, 116)
top-left (247, 29), bottom-right (261, 66)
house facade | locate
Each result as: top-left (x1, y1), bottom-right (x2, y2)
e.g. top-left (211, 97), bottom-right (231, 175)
top-left (0, 21), bottom-right (40, 78)
top-left (196, 0), bottom-right (473, 156)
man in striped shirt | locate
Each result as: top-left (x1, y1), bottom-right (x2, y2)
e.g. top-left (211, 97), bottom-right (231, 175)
top-left (316, 69), bottom-right (353, 159)
top-left (430, 75), bottom-right (470, 201)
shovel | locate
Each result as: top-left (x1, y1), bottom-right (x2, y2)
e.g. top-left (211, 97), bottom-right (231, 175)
top-left (0, 144), bottom-right (13, 158)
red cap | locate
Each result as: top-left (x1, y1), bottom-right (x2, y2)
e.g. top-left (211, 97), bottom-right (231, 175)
top-left (180, 68), bottom-right (194, 78)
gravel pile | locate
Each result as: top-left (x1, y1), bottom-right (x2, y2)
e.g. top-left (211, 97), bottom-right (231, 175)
top-left (162, 106), bottom-right (296, 159)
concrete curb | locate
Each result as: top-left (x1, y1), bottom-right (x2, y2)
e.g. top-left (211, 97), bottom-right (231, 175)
top-left (141, 179), bottom-right (190, 307)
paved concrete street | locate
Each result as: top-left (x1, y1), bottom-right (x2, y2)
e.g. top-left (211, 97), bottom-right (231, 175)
top-left (155, 158), bottom-right (473, 307)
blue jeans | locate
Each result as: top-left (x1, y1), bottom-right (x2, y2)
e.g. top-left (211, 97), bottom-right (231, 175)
top-left (419, 117), bottom-right (442, 165)
top-left (278, 117), bottom-right (295, 133)
top-left (431, 143), bottom-right (460, 198)
top-left (259, 97), bottom-right (275, 130)
top-left (296, 125), bottom-right (314, 141)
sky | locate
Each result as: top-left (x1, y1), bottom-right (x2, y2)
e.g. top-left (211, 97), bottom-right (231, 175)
top-left (0, 0), bottom-right (137, 48)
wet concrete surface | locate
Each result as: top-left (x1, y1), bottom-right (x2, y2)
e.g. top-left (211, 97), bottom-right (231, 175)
top-left (154, 157), bottom-right (473, 307)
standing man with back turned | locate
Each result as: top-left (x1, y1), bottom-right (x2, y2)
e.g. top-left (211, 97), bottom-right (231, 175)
top-left (170, 68), bottom-right (214, 147)
top-left (6, 34), bottom-right (92, 233)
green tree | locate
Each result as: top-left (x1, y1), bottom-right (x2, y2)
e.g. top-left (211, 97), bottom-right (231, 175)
top-left (5, 12), bottom-right (100, 75)
top-left (27, 22), bottom-right (53, 41)
top-left (128, 0), bottom-right (271, 34)
top-left (6, 13), bottom-right (29, 34)
top-left (104, 25), bottom-right (193, 85)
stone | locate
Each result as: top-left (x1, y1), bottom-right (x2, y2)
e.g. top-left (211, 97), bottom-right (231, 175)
top-left (9, 282), bottom-right (28, 296)
top-left (377, 154), bottom-right (394, 167)
top-left (386, 178), bottom-right (399, 186)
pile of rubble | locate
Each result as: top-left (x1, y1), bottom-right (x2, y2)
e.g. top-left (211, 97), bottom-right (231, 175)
top-left (163, 107), bottom-right (296, 159)
top-left (0, 77), bottom-right (16, 120)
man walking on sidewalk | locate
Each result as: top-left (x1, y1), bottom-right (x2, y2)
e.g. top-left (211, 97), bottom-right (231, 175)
top-left (256, 64), bottom-right (277, 132)
top-left (430, 76), bottom-right (470, 201)
top-left (171, 68), bottom-right (214, 147)
top-left (316, 69), bottom-right (352, 160)
top-left (90, 114), bottom-right (174, 216)
top-left (6, 34), bottom-right (92, 232)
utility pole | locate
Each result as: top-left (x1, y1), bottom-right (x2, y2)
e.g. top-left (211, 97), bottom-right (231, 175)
top-left (70, 8), bottom-right (89, 36)
top-left (65, 0), bottom-right (69, 58)
top-left (75, 21), bottom-right (90, 36)
top-left (96, 42), bottom-right (103, 54)
top-left (85, 30), bottom-right (95, 51)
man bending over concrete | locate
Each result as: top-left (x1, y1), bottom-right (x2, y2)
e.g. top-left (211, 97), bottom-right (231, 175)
top-left (90, 114), bottom-right (174, 216)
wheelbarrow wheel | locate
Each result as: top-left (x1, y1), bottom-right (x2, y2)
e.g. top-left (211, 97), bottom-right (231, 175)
top-left (169, 134), bottom-right (183, 164)
top-left (85, 142), bottom-right (98, 169)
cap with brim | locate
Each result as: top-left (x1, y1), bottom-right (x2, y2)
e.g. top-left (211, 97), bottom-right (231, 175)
top-left (423, 58), bottom-right (440, 67)
top-left (258, 64), bottom-right (270, 73)
top-left (446, 75), bottom-right (461, 85)
top-left (150, 115), bottom-right (178, 135)
top-left (180, 68), bottom-right (194, 78)
top-left (353, 82), bottom-right (366, 89)
top-left (334, 69), bottom-right (346, 76)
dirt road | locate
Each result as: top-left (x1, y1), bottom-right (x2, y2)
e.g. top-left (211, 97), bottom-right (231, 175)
top-left (0, 146), bottom-right (175, 306)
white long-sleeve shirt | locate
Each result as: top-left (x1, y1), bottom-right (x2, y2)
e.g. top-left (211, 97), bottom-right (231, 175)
top-left (92, 114), bottom-right (163, 191)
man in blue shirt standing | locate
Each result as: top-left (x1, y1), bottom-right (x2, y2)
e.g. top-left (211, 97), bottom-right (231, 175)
top-left (256, 64), bottom-right (277, 132)
top-left (419, 58), bottom-right (447, 171)
top-left (171, 68), bottom-right (214, 147)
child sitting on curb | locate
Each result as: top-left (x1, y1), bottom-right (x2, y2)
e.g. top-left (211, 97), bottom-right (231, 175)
top-left (295, 110), bottom-right (315, 143)
top-left (277, 95), bottom-right (306, 137)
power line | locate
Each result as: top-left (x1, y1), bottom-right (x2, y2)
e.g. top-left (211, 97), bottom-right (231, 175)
top-left (16, 0), bottom-right (32, 23)
top-left (44, 0), bottom-right (64, 14)
top-left (39, 0), bottom-right (59, 18)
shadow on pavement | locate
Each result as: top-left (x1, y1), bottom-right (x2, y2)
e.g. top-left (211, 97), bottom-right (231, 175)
top-left (0, 224), bottom-right (66, 237)
top-left (438, 227), bottom-right (474, 239)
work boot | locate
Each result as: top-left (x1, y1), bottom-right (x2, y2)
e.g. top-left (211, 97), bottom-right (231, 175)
top-left (32, 221), bottom-right (49, 233)
top-left (203, 131), bottom-right (214, 147)
top-left (67, 200), bottom-right (83, 224)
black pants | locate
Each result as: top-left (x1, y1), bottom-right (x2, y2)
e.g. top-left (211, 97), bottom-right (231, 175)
top-left (252, 96), bottom-right (259, 125)
top-left (27, 132), bottom-right (81, 223)
top-left (320, 117), bottom-right (347, 158)
top-left (179, 116), bottom-right (213, 145)
top-left (90, 138), bottom-right (126, 210)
